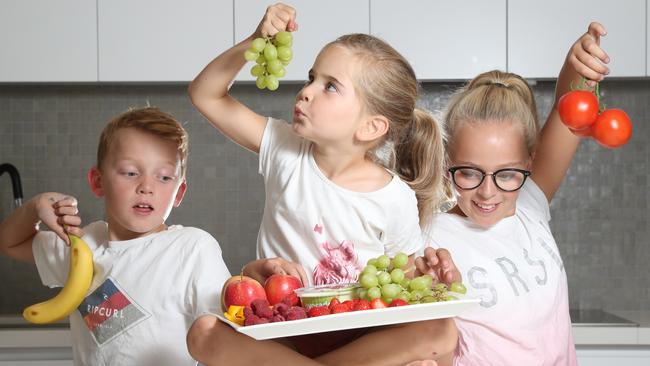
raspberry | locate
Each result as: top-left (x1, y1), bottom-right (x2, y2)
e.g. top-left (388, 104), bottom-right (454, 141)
top-left (270, 314), bottom-right (286, 322)
top-left (256, 317), bottom-right (270, 324)
top-left (256, 305), bottom-right (273, 319)
top-left (307, 305), bottom-right (330, 318)
top-left (273, 302), bottom-right (290, 317)
top-left (286, 306), bottom-right (307, 321)
top-left (250, 299), bottom-right (270, 313)
top-left (243, 307), bottom-right (255, 319)
top-left (244, 314), bottom-right (261, 326)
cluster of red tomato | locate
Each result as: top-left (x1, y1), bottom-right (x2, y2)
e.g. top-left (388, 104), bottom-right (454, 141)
top-left (558, 89), bottom-right (633, 148)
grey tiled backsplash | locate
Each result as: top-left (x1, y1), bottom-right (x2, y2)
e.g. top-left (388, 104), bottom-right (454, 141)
top-left (0, 80), bottom-right (648, 314)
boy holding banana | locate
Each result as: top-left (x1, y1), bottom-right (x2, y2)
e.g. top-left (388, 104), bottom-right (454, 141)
top-left (0, 107), bottom-right (231, 366)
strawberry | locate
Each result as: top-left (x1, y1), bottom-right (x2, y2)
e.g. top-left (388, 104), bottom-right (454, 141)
top-left (328, 297), bottom-right (340, 310)
top-left (307, 306), bottom-right (331, 318)
top-left (331, 303), bottom-right (352, 314)
top-left (370, 298), bottom-right (388, 309)
top-left (353, 299), bottom-right (371, 311)
top-left (389, 299), bottom-right (408, 307)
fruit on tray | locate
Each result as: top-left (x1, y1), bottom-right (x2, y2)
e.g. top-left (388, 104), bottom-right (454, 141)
top-left (242, 298), bottom-right (308, 325)
top-left (224, 253), bottom-right (470, 326)
top-left (358, 252), bottom-right (467, 306)
top-left (221, 275), bottom-right (267, 310)
top-left (224, 305), bottom-right (246, 325)
top-left (264, 274), bottom-right (303, 306)
top-left (23, 235), bottom-right (94, 324)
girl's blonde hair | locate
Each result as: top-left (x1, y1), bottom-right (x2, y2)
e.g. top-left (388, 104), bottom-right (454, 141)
top-left (97, 107), bottom-right (189, 177)
top-left (444, 70), bottom-right (540, 157)
top-left (326, 34), bottom-right (447, 224)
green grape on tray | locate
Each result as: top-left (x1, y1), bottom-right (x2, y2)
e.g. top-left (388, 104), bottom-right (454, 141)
top-left (244, 31), bottom-right (293, 91)
top-left (358, 252), bottom-right (468, 306)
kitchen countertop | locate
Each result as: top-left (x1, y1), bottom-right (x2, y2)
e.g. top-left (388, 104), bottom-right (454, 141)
top-left (2, 311), bottom-right (650, 348)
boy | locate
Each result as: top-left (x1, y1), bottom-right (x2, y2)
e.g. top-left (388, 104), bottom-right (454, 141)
top-left (0, 107), bottom-right (231, 365)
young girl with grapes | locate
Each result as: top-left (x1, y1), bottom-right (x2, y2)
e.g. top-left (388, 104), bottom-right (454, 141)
top-left (416, 22), bottom-right (611, 365)
top-left (186, 3), bottom-right (459, 366)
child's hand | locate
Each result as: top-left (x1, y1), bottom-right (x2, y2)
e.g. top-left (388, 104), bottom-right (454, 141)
top-left (253, 3), bottom-right (298, 39)
top-left (242, 257), bottom-right (308, 286)
top-left (566, 22), bottom-right (609, 87)
top-left (35, 192), bottom-right (83, 245)
top-left (414, 247), bottom-right (461, 285)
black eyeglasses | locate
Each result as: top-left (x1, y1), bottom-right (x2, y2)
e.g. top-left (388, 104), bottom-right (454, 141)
top-left (448, 166), bottom-right (531, 192)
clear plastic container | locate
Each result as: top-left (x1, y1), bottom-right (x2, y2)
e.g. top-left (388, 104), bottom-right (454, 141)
top-left (294, 283), bottom-right (360, 310)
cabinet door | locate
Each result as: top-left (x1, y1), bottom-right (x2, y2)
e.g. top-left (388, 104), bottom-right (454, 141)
top-left (576, 347), bottom-right (650, 366)
top-left (508, 0), bottom-right (645, 78)
top-left (234, 1), bottom-right (370, 82)
top-left (0, 0), bottom-right (97, 82)
top-left (98, 0), bottom-right (232, 82)
top-left (371, 0), bottom-right (506, 80)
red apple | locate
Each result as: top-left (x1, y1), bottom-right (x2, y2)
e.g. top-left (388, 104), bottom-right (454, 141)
top-left (221, 275), bottom-right (267, 310)
top-left (264, 274), bottom-right (303, 305)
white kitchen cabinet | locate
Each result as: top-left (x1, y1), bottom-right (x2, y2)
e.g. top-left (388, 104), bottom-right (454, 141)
top-left (0, 0), bottom-right (97, 82)
top-left (98, 0), bottom-right (233, 82)
top-left (576, 347), bottom-right (650, 366)
top-left (370, 0), bottom-right (506, 81)
top-left (234, 1), bottom-right (370, 82)
top-left (508, 0), bottom-right (645, 79)
top-left (647, 0), bottom-right (650, 76)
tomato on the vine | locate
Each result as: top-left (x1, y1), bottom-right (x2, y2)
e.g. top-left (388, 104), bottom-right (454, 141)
top-left (591, 109), bottom-right (633, 148)
top-left (558, 90), bottom-right (600, 130)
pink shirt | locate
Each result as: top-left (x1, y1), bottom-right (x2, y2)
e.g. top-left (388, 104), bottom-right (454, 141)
top-left (424, 180), bottom-right (577, 365)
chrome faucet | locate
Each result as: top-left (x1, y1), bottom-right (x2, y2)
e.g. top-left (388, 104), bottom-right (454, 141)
top-left (0, 163), bottom-right (23, 208)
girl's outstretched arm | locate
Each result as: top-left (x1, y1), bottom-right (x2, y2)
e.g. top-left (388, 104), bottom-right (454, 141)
top-left (532, 22), bottom-right (609, 201)
top-left (188, 4), bottom-right (297, 153)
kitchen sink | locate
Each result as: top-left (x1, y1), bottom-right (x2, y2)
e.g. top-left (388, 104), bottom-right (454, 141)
top-left (570, 308), bottom-right (638, 327)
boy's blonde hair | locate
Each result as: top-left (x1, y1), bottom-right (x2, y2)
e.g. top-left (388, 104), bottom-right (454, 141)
top-left (97, 107), bottom-right (189, 177)
top-left (326, 34), bottom-right (447, 224)
top-left (444, 70), bottom-right (540, 157)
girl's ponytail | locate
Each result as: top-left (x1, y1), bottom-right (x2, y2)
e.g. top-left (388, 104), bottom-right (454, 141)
top-left (395, 108), bottom-right (449, 225)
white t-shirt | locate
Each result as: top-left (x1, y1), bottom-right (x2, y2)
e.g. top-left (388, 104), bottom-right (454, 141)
top-left (32, 221), bottom-right (231, 366)
top-left (423, 180), bottom-right (577, 366)
top-left (258, 118), bottom-right (423, 285)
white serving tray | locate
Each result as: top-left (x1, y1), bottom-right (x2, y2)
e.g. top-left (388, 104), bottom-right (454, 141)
top-left (217, 296), bottom-right (480, 340)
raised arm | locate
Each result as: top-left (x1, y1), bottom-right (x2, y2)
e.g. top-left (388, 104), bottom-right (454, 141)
top-left (532, 22), bottom-right (609, 202)
top-left (188, 4), bottom-right (297, 153)
top-left (0, 193), bottom-right (82, 263)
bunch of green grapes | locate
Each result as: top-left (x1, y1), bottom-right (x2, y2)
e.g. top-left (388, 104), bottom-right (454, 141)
top-left (243, 31), bottom-right (293, 91)
top-left (358, 252), bottom-right (467, 305)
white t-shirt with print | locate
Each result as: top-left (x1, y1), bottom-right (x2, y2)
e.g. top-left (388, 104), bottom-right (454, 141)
top-left (423, 180), bottom-right (577, 366)
top-left (32, 221), bottom-right (231, 366)
top-left (258, 117), bottom-right (423, 286)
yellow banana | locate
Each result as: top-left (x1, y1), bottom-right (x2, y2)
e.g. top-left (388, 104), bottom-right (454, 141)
top-left (23, 234), bottom-right (94, 324)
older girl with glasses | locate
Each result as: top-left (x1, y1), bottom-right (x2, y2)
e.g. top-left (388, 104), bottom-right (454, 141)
top-left (416, 22), bottom-right (610, 365)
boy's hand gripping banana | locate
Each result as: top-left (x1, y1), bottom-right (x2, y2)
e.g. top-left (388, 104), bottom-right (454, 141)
top-left (23, 235), bottom-right (94, 324)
